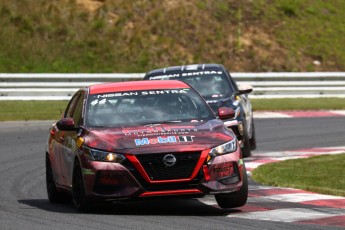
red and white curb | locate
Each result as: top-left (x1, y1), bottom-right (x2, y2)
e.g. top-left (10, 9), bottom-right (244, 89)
top-left (254, 110), bottom-right (345, 119)
top-left (200, 146), bottom-right (345, 227)
top-left (245, 146), bottom-right (345, 173)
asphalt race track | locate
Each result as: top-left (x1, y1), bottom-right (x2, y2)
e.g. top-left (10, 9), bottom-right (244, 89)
top-left (0, 117), bottom-right (344, 230)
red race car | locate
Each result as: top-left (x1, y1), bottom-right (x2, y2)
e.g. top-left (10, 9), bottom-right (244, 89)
top-left (46, 80), bottom-right (248, 211)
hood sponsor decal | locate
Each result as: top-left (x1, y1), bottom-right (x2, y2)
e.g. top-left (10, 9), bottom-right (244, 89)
top-left (123, 126), bottom-right (198, 137)
top-left (135, 135), bottom-right (194, 146)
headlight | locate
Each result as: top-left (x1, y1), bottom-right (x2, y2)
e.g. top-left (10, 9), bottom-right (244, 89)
top-left (209, 138), bottom-right (237, 156)
top-left (84, 146), bottom-right (125, 163)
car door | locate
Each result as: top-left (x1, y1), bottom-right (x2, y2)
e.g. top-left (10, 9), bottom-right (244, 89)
top-left (228, 74), bottom-right (253, 135)
top-left (240, 94), bottom-right (252, 135)
top-left (50, 93), bottom-right (80, 186)
top-left (60, 92), bottom-right (85, 188)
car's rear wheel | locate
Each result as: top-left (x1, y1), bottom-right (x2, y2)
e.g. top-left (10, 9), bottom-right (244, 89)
top-left (215, 164), bottom-right (248, 209)
top-left (46, 154), bottom-right (70, 203)
top-left (72, 161), bottom-right (91, 212)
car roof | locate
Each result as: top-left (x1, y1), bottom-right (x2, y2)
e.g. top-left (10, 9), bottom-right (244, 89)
top-left (145, 63), bottom-right (225, 76)
top-left (88, 80), bottom-right (190, 94)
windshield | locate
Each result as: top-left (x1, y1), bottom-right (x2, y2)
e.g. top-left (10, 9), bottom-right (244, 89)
top-left (182, 75), bottom-right (230, 98)
top-left (85, 88), bottom-right (214, 128)
top-left (146, 71), bottom-right (233, 99)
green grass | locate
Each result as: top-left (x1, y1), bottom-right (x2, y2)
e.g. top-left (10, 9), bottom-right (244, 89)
top-left (0, 101), bottom-right (68, 121)
top-left (252, 98), bottom-right (345, 111)
top-left (253, 0), bottom-right (345, 71)
top-left (252, 154), bottom-right (345, 196)
top-left (1, 98), bottom-right (344, 121)
top-left (0, 0), bottom-right (345, 73)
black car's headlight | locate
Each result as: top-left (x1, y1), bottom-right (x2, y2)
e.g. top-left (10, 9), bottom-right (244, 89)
top-left (209, 138), bottom-right (237, 156)
top-left (84, 146), bottom-right (125, 163)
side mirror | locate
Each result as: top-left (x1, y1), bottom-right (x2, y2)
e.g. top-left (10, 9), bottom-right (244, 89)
top-left (56, 118), bottom-right (75, 131)
top-left (218, 107), bottom-right (236, 120)
top-left (237, 84), bottom-right (253, 95)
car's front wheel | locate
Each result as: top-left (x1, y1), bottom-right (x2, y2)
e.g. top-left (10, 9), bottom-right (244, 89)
top-left (249, 120), bottom-right (257, 151)
top-left (46, 154), bottom-right (70, 203)
top-left (215, 164), bottom-right (248, 209)
top-left (241, 129), bottom-right (251, 158)
top-left (72, 161), bottom-right (91, 212)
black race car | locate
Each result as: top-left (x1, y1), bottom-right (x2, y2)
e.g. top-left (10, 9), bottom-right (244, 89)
top-left (144, 64), bottom-right (256, 157)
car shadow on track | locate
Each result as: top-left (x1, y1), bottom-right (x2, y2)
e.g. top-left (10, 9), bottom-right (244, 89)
top-left (18, 198), bottom-right (242, 216)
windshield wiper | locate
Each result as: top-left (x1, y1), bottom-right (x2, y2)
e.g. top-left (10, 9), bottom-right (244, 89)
top-left (162, 120), bottom-right (182, 123)
top-left (142, 123), bottom-right (163, 127)
top-left (141, 120), bottom-right (182, 126)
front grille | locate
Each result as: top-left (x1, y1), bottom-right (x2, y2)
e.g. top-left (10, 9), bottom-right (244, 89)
top-left (136, 152), bottom-right (202, 181)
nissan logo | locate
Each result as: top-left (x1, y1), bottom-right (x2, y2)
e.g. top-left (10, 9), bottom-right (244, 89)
top-left (162, 154), bottom-right (177, 167)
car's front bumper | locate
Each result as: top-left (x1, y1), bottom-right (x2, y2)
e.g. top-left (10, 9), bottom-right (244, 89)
top-left (79, 147), bottom-right (245, 201)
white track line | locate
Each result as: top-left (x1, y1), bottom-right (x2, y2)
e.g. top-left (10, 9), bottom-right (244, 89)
top-left (253, 110), bottom-right (345, 119)
top-left (253, 112), bottom-right (292, 119)
top-left (259, 193), bottom-right (344, 203)
top-left (331, 110), bottom-right (345, 115)
top-left (244, 162), bottom-right (265, 169)
top-left (227, 208), bottom-right (345, 222)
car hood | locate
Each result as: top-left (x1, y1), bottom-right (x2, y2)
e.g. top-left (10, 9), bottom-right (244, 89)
top-left (83, 119), bottom-right (234, 154)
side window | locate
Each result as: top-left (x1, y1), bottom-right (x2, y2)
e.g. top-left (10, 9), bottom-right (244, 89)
top-left (72, 95), bottom-right (85, 126)
top-left (228, 72), bottom-right (238, 91)
top-left (65, 93), bottom-right (80, 118)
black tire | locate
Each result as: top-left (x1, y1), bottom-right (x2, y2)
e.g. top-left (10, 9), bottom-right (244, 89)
top-left (72, 161), bottom-right (91, 212)
top-left (215, 164), bottom-right (248, 209)
top-left (241, 129), bottom-right (251, 158)
top-left (46, 154), bottom-right (70, 203)
top-left (249, 120), bottom-right (257, 151)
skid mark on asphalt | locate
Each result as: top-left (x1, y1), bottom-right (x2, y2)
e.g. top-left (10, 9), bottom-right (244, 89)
top-left (199, 147), bottom-right (345, 228)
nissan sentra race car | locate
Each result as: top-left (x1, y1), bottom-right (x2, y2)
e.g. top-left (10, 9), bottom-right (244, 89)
top-left (46, 80), bottom-right (248, 211)
top-left (144, 64), bottom-right (256, 157)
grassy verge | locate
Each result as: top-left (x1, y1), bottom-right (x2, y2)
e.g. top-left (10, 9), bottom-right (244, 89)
top-left (253, 0), bottom-right (345, 71)
top-left (252, 98), bottom-right (345, 111)
top-left (252, 154), bottom-right (345, 197)
top-left (0, 98), bottom-right (345, 121)
top-left (1, 1), bottom-right (345, 72)
top-left (0, 101), bottom-right (68, 121)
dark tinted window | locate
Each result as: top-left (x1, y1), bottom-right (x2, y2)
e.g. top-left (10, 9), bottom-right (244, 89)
top-left (146, 70), bottom-right (234, 99)
top-left (183, 74), bottom-right (229, 97)
top-left (228, 72), bottom-right (239, 91)
top-left (65, 93), bottom-right (80, 118)
top-left (72, 94), bottom-right (85, 126)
